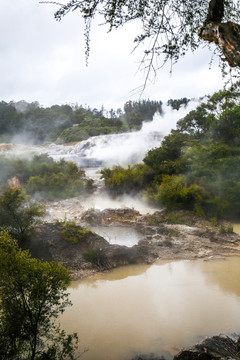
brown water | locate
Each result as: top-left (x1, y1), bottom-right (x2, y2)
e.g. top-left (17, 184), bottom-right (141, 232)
top-left (61, 257), bottom-right (240, 360)
top-left (233, 223), bottom-right (240, 235)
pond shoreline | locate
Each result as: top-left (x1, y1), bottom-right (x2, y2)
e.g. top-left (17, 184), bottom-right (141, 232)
top-left (63, 256), bottom-right (240, 360)
top-left (30, 208), bottom-right (240, 281)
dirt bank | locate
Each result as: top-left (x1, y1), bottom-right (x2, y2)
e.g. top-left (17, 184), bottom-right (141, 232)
top-left (30, 208), bottom-right (240, 280)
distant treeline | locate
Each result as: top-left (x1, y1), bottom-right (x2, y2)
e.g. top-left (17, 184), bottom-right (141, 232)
top-left (101, 83), bottom-right (240, 219)
top-left (0, 98), bottom-right (189, 144)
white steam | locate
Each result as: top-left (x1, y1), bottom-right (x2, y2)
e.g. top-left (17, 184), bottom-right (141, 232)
top-left (43, 100), bottom-right (199, 168)
top-left (11, 132), bottom-right (39, 146)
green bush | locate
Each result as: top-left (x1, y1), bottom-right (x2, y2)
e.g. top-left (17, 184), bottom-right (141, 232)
top-left (85, 178), bottom-right (95, 193)
top-left (101, 164), bottom-right (153, 195)
top-left (83, 247), bottom-right (109, 269)
top-left (0, 230), bottom-right (78, 359)
top-left (57, 222), bottom-right (92, 244)
top-left (0, 154), bottom-right (86, 201)
top-left (219, 224), bottom-right (234, 234)
top-left (83, 248), bottom-right (98, 262)
top-left (154, 175), bottom-right (206, 212)
top-left (0, 187), bottom-right (45, 242)
top-left (26, 173), bottom-right (84, 200)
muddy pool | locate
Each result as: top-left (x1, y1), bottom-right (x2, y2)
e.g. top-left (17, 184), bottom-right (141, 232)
top-left (61, 257), bottom-right (240, 360)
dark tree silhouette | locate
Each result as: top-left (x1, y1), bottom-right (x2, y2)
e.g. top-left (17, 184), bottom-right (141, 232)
top-left (43, 0), bottom-right (240, 79)
top-left (199, 0), bottom-right (240, 68)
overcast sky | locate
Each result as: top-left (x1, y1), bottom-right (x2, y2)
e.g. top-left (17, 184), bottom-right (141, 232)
top-left (0, 0), bottom-right (228, 110)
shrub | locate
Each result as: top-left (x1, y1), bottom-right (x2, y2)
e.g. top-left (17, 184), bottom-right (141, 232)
top-left (83, 248), bottom-right (98, 262)
top-left (219, 224), bottom-right (234, 234)
top-left (83, 248), bottom-right (110, 269)
top-left (164, 210), bottom-right (194, 225)
top-left (0, 187), bottom-right (45, 242)
top-left (101, 164), bottom-right (153, 195)
top-left (0, 154), bottom-right (86, 201)
top-left (0, 230), bottom-right (78, 359)
top-left (154, 175), bottom-right (206, 212)
top-left (57, 222), bottom-right (92, 244)
top-left (85, 178), bottom-right (95, 193)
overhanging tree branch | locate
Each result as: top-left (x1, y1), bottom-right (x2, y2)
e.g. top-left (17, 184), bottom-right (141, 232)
top-left (199, 0), bottom-right (240, 67)
top-left (42, 0), bottom-right (240, 82)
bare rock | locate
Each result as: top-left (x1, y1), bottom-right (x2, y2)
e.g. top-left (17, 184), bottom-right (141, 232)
top-left (81, 208), bottom-right (141, 226)
top-left (174, 335), bottom-right (240, 360)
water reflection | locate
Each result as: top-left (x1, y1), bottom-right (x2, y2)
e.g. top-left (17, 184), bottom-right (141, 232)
top-left (190, 257), bottom-right (240, 298)
top-left (88, 226), bottom-right (143, 247)
top-left (62, 258), bottom-right (240, 360)
top-left (69, 264), bottom-right (152, 289)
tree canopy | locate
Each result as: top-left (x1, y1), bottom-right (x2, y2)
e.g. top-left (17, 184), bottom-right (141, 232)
top-left (45, 0), bottom-right (240, 82)
top-left (0, 230), bottom-right (78, 359)
top-left (0, 187), bottom-right (45, 242)
top-left (101, 82), bottom-right (240, 218)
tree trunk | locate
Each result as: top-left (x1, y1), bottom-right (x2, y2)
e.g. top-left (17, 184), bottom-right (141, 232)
top-left (199, 0), bottom-right (240, 68)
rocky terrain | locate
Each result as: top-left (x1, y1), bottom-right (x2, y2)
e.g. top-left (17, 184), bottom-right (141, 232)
top-left (29, 208), bottom-right (240, 280)
top-left (173, 334), bottom-right (240, 360)
top-left (133, 334), bottom-right (240, 360)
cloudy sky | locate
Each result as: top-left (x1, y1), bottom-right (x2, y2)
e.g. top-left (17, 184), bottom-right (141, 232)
top-left (0, 0), bottom-right (228, 111)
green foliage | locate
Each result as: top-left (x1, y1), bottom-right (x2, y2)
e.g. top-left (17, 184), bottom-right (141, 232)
top-left (56, 127), bottom-right (89, 143)
top-left (57, 221), bottom-right (93, 244)
top-left (185, 143), bottom-right (240, 217)
top-left (0, 155), bottom-right (31, 185)
top-left (121, 100), bottom-right (163, 130)
top-left (0, 102), bottom-right (74, 143)
top-left (143, 130), bottom-right (189, 174)
top-left (147, 210), bottom-right (202, 226)
top-left (219, 224), bottom-right (234, 234)
top-left (0, 230), bottom-right (78, 360)
top-left (163, 211), bottom-right (195, 226)
top-left (101, 164), bottom-right (154, 195)
top-left (166, 228), bottom-right (180, 238)
top-left (0, 154), bottom-right (85, 200)
top-left (0, 98), bottom-right (191, 144)
top-left (154, 175), bottom-right (206, 212)
top-left (57, 100), bottom-right (165, 142)
top-left (83, 248), bottom-right (98, 263)
top-left (52, 0), bottom-right (240, 77)
top-left (83, 247), bottom-right (109, 269)
top-left (177, 83), bottom-right (240, 140)
top-left (102, 83), bottom-right (240, 219)
top-left (146, 215), bottom-right (164, 226)
top-left (177, 104), bottom-right (214, 138)
top-left (0, 187), bottom-right (45, 242)
top-left (0, 101), bottom-right (19, 134)
top-left (85, 178), bottom-right (95, 193)
top-left (26, 173), bottom-right (84, 201)
top-left (185, 142), bottom-right (240, 182)
top-left (57, 118), bottom-right (125, 143)
top-left (167, 98), bottom-right (190, 110)
top-left (214, 106), bottom-right (240, 145)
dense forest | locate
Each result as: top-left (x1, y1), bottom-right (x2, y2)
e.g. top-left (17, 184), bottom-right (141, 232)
top-left (0, 98), bottom-right (188, 144)
top-left (101, 83), bottom-right (240, 219)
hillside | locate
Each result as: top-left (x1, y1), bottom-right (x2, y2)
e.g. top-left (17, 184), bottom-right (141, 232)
top-left (101, 82), bottom-right (240, 219)
top-left (0, 98), bottom-right (188, 144)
